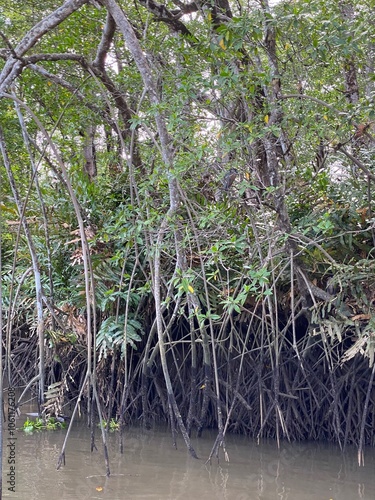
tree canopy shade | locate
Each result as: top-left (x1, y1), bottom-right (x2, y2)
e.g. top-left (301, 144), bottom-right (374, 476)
top-left (1, 0), bottom-right (375, 469)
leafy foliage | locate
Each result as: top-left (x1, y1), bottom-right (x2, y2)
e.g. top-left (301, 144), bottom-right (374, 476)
top-left (23, 416), bottom-right (66, 432)
top-left (1, 0), bottom-right (375, 448)
top-left (96, 315), bottom-right (144, 360)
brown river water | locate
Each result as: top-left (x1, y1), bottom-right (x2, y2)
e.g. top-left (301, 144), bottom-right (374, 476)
top-left (2, 419), bottom-right (375, 499)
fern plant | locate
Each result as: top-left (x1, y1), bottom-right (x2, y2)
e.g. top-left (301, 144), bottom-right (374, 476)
top-left (96, 315), bottom-right (144, 360)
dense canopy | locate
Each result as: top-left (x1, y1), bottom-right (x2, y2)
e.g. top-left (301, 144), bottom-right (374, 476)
top-left (1, 0), bottom-right (375, 466)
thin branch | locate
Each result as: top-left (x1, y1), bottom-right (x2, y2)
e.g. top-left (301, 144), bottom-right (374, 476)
top-left (0, 0), bottom-right (89, 91)
top-left (28, 63), bottom-right (114, 126)
top-left (336, 145), bottom-right (375, 182)
top-left (93, 12), bottom-right (116, 69)
top-left (280, 93), bottom-right (349, 117)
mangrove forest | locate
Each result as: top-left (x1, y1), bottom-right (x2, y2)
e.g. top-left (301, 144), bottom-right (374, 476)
top-left (1, 0), bottom-right (375, 475)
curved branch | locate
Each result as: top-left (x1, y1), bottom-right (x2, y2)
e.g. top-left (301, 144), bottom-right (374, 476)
top-left (101, 0), bottom-right (198, 457)
top-left (23, 54), bottom-right (134, 142)
top-left (27, 63), bottom-right (114, 126)
top-left (280, 93), bottom-right (348, 117)
top-left (336, 145), bottom-right (375, 182)
top-left (93, 12), bottom-right (116, 69)
top-left (137, 0), bottom-right (198, 42)
top-left (0, 0), bottom-right (88, 91)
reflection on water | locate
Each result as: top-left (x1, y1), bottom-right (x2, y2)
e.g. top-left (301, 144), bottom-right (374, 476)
top-left (2, 420), bottom-right (375, 500)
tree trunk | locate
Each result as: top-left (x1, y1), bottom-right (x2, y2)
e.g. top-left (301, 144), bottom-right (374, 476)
top-left (101, 0), bottom-right (198, 457)
top-left (83, 125), bottom-right (97, 181)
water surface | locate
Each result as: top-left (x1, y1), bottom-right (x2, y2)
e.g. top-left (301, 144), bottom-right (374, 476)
top-left (2, 422), bottom-right (375, 499)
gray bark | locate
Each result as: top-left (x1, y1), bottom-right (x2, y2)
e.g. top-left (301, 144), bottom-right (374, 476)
top-left (101, 0), bottom-right (197, 457)
top-left (339, 1), bottom-right (360, 104)
top-left (0, 0), bottom-right (88, 92)
top-left (83, 125), bottom-right (97, 181)
top-left (0, 128), bottom-right (45, 406)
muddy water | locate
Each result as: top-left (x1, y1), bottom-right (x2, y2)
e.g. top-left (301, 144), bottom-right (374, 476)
top-left (2, 422), bottom-right (375, 500)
